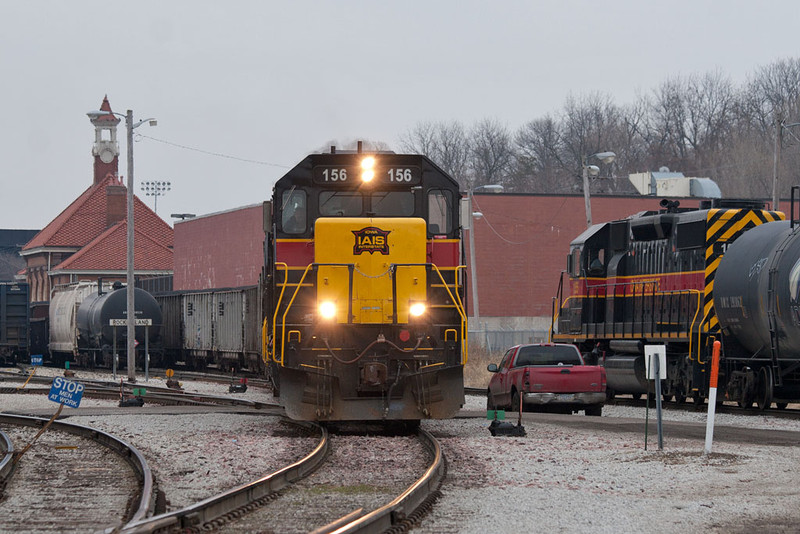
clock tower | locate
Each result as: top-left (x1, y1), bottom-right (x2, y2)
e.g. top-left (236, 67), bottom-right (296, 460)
top-left (90, 95), bottom-right (121, 185)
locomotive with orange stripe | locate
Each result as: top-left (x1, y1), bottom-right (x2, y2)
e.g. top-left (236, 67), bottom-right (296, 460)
top-left (553, 195), bottom-right (800, 409)
top-left (262, 146), bottom-right (466, 421)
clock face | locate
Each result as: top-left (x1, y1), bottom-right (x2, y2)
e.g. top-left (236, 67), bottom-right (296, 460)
top-left (100, 149), bottom-right (115, 164)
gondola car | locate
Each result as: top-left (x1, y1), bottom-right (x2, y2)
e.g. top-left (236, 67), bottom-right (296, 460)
top-left (553, 193), bottom-right (800, 409)
top-left (263, 145), bottom-right (467, 421)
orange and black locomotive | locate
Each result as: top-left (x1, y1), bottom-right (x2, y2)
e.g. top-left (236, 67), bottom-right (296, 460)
top-left (553, 196), bottom-right (800, 409)
top-left (262, 146), bottom-right (466, 421)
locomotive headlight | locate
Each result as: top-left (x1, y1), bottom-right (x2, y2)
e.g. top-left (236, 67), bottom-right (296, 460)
top-left (319, 301), bottom-right (337, 320)
top-left (361, 156), bottom-right (376, 182)
top-left (409, 301), bottom-right (427, 317)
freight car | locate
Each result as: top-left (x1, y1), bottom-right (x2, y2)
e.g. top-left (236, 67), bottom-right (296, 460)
top-left (552, 193), bottom-right (800, 409)
top-left (49, 281), bottom-right (163, 368)
top-left (155, 285), bottom-right (262, 372)
top-left (0, 282), bottom-right (29, 364)
top-left (263, 146), bottom-right (467, 421)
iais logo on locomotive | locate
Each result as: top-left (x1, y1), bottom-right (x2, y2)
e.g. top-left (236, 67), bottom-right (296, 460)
top-left (352, 226), bottom-right (391, 255)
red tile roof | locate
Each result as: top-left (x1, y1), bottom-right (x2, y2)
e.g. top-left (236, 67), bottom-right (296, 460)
top-left (23, 175), bottom-right (173, 251)
top-left (24, 174), bottom-right (122, 250)
top-left (53, 221), bottom-right (172, 271)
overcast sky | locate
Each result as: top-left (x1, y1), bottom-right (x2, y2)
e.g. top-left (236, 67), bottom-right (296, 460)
top-left (2, 1), bottom-right (799, 230)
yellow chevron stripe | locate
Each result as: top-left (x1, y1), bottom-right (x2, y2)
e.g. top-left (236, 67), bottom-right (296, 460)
top-left (703, 209), bottom-right (778, 333)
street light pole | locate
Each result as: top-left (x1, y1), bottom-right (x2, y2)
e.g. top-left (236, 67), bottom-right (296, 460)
top-left (773, 120), bottom-right (800, 211)
top-left (125, 110), bottom-right (136, 381)
top-left (582, 151), bottom-right (616, 228)
top-left (467, 184), bottom-right (503, 334)
top-left (582, 159), bottom-right (593, 228)
top-left (468, 191), bottom-right (480, 327)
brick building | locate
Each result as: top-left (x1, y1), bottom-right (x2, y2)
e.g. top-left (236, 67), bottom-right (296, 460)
top-left (19, 96), bottom-right (173, 315)
top-left (172, 204), bottom-right (264, 290)
top-left (170, 191), bottom-right (712, 347)
top-left (465, 193), bottom-right (703, 345)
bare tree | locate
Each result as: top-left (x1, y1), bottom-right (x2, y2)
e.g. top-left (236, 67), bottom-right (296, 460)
top-left (468, 118), bottom-right (514, 189)
top-left (560, 93), bottom-right (622, 193)
top-left (394, 57), bottom-right (800, 201)
top-left (399, 121), bottom-right (470, 186)
top-left (743, 58), bottom-right (800, 137)
top-left (512, 116), bottom-right (566, 193)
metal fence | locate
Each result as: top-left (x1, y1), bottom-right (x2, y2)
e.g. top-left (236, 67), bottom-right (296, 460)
top-left (468, 329), bottom-right (549, 352)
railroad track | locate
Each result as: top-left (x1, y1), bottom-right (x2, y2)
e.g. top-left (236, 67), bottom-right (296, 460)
top-left (0, 369), bottom-right (279, 410)
top-left (115, 419), bottom-right (327, 534)
top-left (114, 424), bottom-right (444, 534)
top-left (207, 426), bottom-right (445, 534)
top-left (0, 414), bottom-right (153, 532)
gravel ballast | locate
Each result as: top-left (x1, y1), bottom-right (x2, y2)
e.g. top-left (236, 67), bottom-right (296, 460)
top-left (3, 369), bottom-right (800, 533)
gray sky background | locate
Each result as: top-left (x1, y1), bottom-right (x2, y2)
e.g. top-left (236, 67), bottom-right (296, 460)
top-left (2, 1), bottom-right (799, 229)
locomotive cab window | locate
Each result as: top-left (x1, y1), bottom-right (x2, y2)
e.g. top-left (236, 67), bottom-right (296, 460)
top-left (569, 248), bottom-right (581, 277)
top-left (282, 190), bottom-right (307, 234)
top-left (371, 191), bottom-right (415, 216)
top-left (428, 189), bottom-right (453, 235)
top-left (319, 191), bottom-right (363, 216)
top-left (587, 249), bottom-right (605, 276)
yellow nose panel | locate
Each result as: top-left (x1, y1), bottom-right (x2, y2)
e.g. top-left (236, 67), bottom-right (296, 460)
top-left (315, 217), bottom-right (427, 323)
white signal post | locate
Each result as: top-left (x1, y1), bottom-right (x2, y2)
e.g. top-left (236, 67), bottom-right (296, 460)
top-left (704, 341), bottom-right (722, 455)
top-left (645, 345), bottom-right (666, 450)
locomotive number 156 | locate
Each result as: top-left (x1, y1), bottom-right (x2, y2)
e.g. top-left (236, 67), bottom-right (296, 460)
top-left (313, 166), bottom-right (421, 185)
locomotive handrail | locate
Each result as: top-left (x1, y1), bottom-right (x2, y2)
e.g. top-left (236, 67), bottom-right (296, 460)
top-left (433, 263), bottom-right (468, 364)
top-left (554, 283), bottom-right (702, 356)
top-left (275, 261), bottom-right (467, 366)
top-left (278, 263), bottom-right (357, 365)
top-left (454, 265), bottom-right (468, 362)
top-left (278, 264), bottom-right (316, 366)
top-left (266, 262), bottom-right (290, 363)
top-left (388, 263), bottom-right (468, 364)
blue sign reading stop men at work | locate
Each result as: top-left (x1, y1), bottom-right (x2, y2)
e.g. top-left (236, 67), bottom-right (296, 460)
top-left (48, 377), bottom-right (85, 408)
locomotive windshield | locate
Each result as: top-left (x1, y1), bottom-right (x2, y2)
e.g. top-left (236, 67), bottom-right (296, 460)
top-left (319, 191), bottom-right (363, 216)
top-left (318, 190), bottom-right (414, 217)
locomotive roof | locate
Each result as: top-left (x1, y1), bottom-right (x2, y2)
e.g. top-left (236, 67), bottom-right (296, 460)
top-left (272, 151), bottom-right (459, 193)
top-left (570, 199), bottom-right (775, 247)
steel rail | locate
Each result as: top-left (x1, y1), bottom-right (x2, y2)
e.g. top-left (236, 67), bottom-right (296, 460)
top-left (0, 428), bottom-right (14, 489)
top-left (117, 419), bottom-right (328, 534)
top-left (0, 414), bottom-right (154, 523)
top-left (1, 374), bottom-right (279, 409)
top-left (320, 427), bottom-right (445, 534)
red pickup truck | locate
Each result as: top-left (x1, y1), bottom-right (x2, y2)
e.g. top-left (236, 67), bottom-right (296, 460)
top-left (486, 343), bottom-right (606, 416)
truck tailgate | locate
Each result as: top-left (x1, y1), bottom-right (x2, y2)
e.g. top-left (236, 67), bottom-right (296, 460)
top-left (526, 366), bottom-right (604, 393)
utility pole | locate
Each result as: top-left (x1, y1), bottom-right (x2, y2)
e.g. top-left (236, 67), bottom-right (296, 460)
top-left (773, 114), bottom-right (783, 211)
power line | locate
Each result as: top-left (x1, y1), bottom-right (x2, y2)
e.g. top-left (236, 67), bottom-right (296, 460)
top-left (138, 134), bottom-right (292, 169)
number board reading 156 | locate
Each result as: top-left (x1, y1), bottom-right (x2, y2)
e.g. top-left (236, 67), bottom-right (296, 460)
top-left (313, 166), bottom-right (421, 185)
